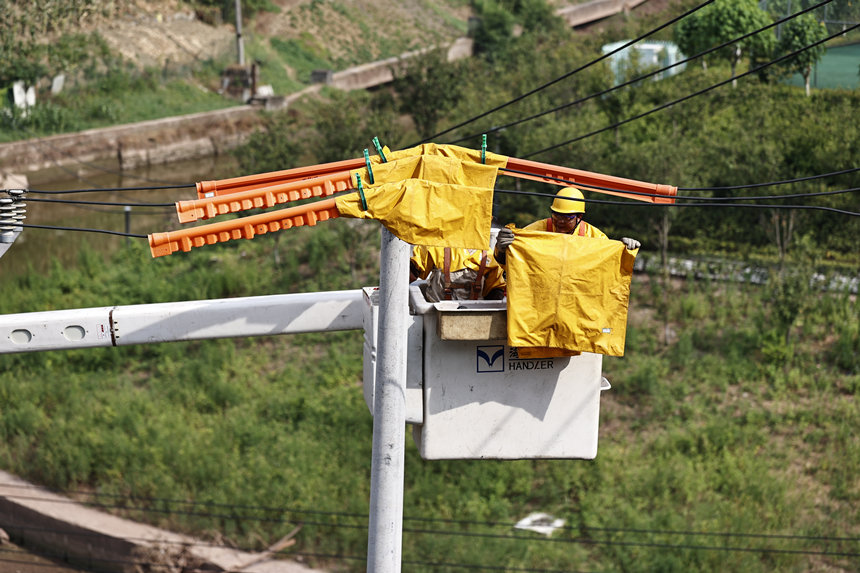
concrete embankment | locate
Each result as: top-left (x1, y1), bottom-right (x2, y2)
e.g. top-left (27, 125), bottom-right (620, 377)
top-left (0, 471), bottom-right (324, 573)
top-left (0, 105), bottom-right (265, 178)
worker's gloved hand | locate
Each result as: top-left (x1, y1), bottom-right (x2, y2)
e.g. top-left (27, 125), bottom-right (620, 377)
top-left (494, 227), bottom-right (515, 265)
top-left (621, 237), bottom-right (641, 250)
top-left (496, 228), bottom-right (515, 252)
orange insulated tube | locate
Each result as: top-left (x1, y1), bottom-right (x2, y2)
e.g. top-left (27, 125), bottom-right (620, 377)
top-left (196, 157), bottom-right (366, 198)
top-left (149, 197), bottom-right (341, 258)
top-left (178, 170), bottom-right (354, 223)
top-left (505, 157), bottom-right (677, 203)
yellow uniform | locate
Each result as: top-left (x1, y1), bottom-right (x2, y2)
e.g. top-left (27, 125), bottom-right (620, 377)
top-left (523, 217), bottom-right (608, 239)
top-left (411, 245), bottom-right (506, 302)
top-left (505, 229), bottom-right (636, 356)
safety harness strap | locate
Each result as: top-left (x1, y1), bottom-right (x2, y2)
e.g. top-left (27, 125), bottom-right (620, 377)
top-left (470, 251), bottom-right (488, 300)
top-left (442, 247), bottom-right (487, 300)
top-left (442, 247), bottom-right (453, 299)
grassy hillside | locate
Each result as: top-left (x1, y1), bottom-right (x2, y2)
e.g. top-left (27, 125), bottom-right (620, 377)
top-left (0, 227), bottom-right (857, 572)
top-left (0, 0), bottom-right (476, 141)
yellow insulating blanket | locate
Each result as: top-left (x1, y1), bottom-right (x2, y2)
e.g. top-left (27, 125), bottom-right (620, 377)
top-left (367, 143), bottom-right (508, 170)
top-left (506, 229), bottom-right (637, 356)
top-left (336, 154), bottom-right (497, 249)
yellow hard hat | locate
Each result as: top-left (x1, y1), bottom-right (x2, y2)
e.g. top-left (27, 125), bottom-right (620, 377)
top-left (551, 186), bottom-right (585, 214)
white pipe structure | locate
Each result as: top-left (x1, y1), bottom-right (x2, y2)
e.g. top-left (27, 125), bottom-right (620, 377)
top-left (366, 228), bottom-right (410, 573)
top-left (0, 290), bottom-right (364, 354)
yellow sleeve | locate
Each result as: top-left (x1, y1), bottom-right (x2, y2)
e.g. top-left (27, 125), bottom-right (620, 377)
top-left (410, 246), bottom-right (431, 279)
top-left (482, 255), bottom-right (506, 296)
top-left (583, 223), bottom-right (608, 240)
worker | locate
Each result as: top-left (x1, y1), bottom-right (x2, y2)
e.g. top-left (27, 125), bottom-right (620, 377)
top-left (494, 186), bottom-right (640, 263)
top-left (410, 245), bottom-right (506, 302)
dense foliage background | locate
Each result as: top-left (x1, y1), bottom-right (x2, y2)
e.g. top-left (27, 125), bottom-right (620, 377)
top-left (1, 0), bottom-right (859, 571)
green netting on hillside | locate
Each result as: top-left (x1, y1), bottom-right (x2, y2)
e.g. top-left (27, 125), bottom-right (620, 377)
top-left (783, 42), bottom-right (860, 89)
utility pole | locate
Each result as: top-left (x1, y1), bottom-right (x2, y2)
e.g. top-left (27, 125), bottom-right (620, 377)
top-left (235, 0), bottom-right (245, 66)
top-left (366, 227), bottom-right (410, 572)
top-left (124, 205), bottom-right (131, 246)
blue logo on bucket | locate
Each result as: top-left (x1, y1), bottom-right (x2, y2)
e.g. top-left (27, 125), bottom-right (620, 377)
top-left (477, 345), bottom-right (505, 373)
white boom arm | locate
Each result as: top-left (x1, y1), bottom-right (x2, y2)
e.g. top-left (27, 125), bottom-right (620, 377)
top-left (0, 290), bottom-right (364, 354)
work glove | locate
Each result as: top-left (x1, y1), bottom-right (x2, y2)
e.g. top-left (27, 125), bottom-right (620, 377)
top-left (621, 237), bottom-right (640, 250)
top-left (496, 228), bottom-right (515, 252)
top-left (494, 227), bottom-right (515, 265)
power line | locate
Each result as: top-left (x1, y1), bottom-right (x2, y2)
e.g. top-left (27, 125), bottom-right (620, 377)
top-left (27, 184), bottom-right (195, 194)
top-left (13, 187), bottom-right (859, 245)
top-left (19, 223), bottom-right (148, 238)
top-left (398, 525), bottom-right (860, 558)
top-left (446, 0), bottom-right (837, 146)
top-left (4, 516), bottom-right (856, 561)
top-left (495, 187), bottom-right (860, 216)
top-left (498, 165), bottom-right (860, 201)
top-left (679, 167), bottom-right (860, 190)
top-left (14, 166), bottom-right (857, 213)
top-left (15, 189), bottom-right (857, 247)
top-left (4, 487), bottom-right (858, 545)
top-left (417, 0), bottom-right (717, 145)
top-left (400, 556), bottom-right (588, 572)
top-left (26, 197), bottom-right (176, 208)
top-left (524, 22), bottom-right (860, 158)
top-left (4, 516), bottom-right (856, 563)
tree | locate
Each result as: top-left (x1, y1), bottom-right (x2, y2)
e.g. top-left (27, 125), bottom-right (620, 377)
top-left (234, 112), bottom-right (303, 175)
top-left (673, 0), bottom-right (776, 84)
top-left (674, 12), bottom-right (712, 70)
top-left (777, 13), bottom-right (827, 96)
top-left (309, 90), bottom-right (401, 164)
top-left (471, 0), bottom-right (516, 61)
top-left (392, 49), bottom-right (464, 141)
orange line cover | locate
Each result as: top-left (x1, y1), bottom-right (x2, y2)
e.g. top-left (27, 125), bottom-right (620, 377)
top-left (149, 197), bottom-right (341, 258)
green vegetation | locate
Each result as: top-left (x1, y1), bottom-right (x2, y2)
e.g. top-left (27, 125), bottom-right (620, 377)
top-left (269, 36), bottom-right (334, 86)
top-left (2, 1), bottom-right (860, 571)
top-left (0, 227), bottom-right (857, 572)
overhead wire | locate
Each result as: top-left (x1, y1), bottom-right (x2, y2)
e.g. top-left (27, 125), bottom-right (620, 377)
top-left (12, 184), bottom-right (859, 244)
top-left (19, 223), bottom-right (148, 238)
top-left (26, 183), bottom-right (195, 194)
top-left (445, 0), bottom-right (837, 146)
top-left (417, 0), bottom-right (718, 144)
top-left (679, 167), bottom-right (860, 191)
top-left (17, 163), bottom-right (855, 200)
top-left (2, 516), bottom-right (856, 562)
top-left (12, 186), bottom-right (859, 243)
top-left (3, 486), bottom-right (858, 546)
top-left (495, 187), bottom-right (860, 216)
top-left (2, 514), bottom-right (856, 561)
top-left (524, 22), bottom-right (860, 158)
top-left (2, 524), bottom-right (589, 573)
top-left (400, 557), bottom-right (587, 572)
top-left (499, 165), bottom-right (860, 198)
top-left (26, 197), bottom-right (176, 208)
